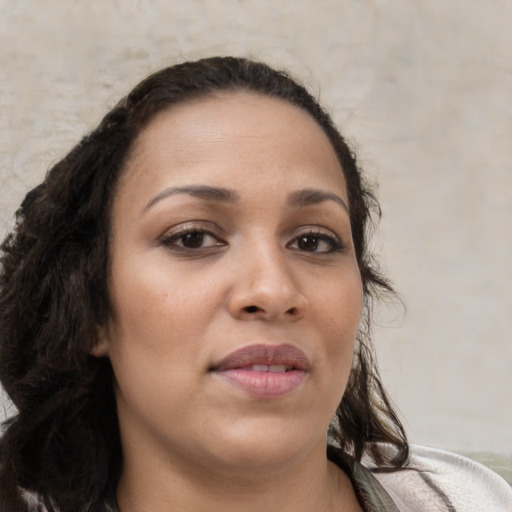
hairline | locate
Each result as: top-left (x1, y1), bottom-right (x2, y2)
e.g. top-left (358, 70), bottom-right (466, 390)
top-left (114, 87), bottom-right (349, 215)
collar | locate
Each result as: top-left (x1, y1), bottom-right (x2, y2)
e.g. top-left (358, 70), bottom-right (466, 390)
top-left (327, 445), bottom-right (400, 512)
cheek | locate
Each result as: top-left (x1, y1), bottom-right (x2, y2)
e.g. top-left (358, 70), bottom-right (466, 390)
top-left (313, 271), bottom-right (363, 394)
top-left (105, 255), bottom-right (226, 369)
top-left (304, 273), bottom-right (363, 424)
top-left (316, 272), bottom-right (363, 342)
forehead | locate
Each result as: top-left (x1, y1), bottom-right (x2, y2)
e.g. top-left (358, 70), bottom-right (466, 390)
top-left (119, 91), bottom-right (346, 199)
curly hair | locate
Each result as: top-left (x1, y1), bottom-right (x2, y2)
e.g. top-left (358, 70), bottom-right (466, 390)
top-left (0, 56), bottom-right (408, 512)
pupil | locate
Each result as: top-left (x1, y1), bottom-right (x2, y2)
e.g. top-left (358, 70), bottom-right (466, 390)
top-left (183, 232), bottom-right (204, 248)
top-left (299, 236), bottom-right (318, 251)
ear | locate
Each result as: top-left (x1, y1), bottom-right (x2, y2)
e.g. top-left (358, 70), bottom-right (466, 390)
top-left (90, 324), bottom-right (110, 357)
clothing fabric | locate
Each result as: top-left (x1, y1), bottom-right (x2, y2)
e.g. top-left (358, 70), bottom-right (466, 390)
top-left (328, 444), bottom-right (512, 512)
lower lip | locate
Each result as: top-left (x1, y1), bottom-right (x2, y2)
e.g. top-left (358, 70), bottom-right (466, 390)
top-left (214, 369), bottom-right (307, 399)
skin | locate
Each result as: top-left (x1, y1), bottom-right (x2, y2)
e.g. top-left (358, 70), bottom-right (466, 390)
top-left (94, 91), bottom-right (364, 512)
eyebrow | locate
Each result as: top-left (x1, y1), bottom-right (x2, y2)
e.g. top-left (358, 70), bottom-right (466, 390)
top-left (288, 188), bottom-right (349, 213)
top-left (142, 184), bottom-right (349, 215)
top-left (142, 185), bottom-right (240, 213)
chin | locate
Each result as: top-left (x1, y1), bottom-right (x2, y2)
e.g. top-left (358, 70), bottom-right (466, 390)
top-left (203, 418), bottom-right (326, 475)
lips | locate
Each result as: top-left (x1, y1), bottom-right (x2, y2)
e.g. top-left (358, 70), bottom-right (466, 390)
top-left (210, 344), bottom-right (310, 399)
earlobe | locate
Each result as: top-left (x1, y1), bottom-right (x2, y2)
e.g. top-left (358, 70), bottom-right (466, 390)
top-left (91, 325), bottom-right (110, 357)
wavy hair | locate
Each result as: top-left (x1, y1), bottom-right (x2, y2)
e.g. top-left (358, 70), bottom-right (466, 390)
top-left (0, 56), bottom-right (408, 511)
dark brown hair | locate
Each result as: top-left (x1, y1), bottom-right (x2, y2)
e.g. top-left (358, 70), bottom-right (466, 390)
top-left (0, 56), bottom-right (408, 512)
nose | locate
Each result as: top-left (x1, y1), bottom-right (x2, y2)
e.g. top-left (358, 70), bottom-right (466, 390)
top-left (227, 246), bottom-right (308, 322)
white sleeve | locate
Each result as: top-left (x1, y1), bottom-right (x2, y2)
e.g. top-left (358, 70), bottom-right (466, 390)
top-left (372, 444), bottom-right (512, 512)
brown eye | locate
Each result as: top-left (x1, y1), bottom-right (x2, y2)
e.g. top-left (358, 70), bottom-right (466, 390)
top-left (181, 232), bottom-right (205, 248)
top-left (288, 230), bottom-right (342, 254)
top-left (160, 226), bottom-right (226, 253)
top-left (297, 235), bottom-right (319, 251)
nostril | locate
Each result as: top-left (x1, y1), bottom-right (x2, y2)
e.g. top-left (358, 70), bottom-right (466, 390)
top-left (244, 305), bottom-right (260, 313)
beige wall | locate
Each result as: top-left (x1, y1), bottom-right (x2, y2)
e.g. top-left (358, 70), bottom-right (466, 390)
top-left (1, 0), bottom-right (511, 455)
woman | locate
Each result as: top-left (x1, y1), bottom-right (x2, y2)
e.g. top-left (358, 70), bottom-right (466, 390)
top-left (0, 57), bottom-right (510, 512)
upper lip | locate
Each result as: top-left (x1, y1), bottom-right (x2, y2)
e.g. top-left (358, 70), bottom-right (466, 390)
top-left (210, 344), bottom-right (311, 372)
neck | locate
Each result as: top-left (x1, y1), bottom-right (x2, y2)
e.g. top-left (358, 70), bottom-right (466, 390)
top-left (115, 439), bottom-right (362, 512)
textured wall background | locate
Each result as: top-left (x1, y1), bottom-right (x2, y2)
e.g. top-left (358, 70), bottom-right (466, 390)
top-left (1, 0), bottom-right (511, 459)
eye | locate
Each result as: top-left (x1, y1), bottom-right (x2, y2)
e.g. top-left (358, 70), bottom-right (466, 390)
top-left (288, 230), bottom-right (342, 254)
top-left (160, 225), bottom-right (226, 252)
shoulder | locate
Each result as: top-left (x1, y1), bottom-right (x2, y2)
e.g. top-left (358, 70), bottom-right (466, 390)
top-left (369, 444), bottom-right (512, 512)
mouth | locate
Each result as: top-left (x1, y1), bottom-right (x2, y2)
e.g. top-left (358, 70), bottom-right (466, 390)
top-left (233, 364), bottom-right (296, 372)
top-left (210, 344), bottom-right (310, 399)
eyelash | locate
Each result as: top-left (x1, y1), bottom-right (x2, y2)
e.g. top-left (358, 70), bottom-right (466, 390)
top-left (287, 229), bottom-right (343, 254)
top-left (159, 224), bottom-right (343, 254)
top-left (159, 223), bottom-right (225, 252)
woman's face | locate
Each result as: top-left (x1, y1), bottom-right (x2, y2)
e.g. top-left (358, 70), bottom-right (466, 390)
top-left (95, 92), bottom-right (363, 474)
